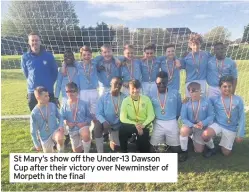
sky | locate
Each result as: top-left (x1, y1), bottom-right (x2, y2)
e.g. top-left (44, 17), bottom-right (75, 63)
top-left (1, 0), bottom-right (249, 40)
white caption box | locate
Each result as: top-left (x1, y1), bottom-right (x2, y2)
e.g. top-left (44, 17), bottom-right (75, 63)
top-left (10, 153), bottom-right (178, 183)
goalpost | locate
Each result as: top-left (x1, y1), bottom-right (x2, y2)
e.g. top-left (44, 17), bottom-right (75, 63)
top-left (1, 1), bottom-right (249, 118)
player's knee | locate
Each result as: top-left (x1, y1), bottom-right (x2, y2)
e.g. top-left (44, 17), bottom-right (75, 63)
top-left (73, 146), bottom-right (83, 153)
top-left (180, 126), bottom-right (190, 137)
top-left (201, 131), bottom-right (210, 141)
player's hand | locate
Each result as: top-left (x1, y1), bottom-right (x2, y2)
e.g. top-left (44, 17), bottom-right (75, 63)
top-left (182, 97), bottom-right (190, 104)
top-left (36, 146), bottom-right (42, 151)
top-left (76, 122), bottom-right (87, 128)
top-left (66, 121), bottom-right (75, 128)
top-left (115, 59), bottom-right (122, 67)
top-left (58, 127), bottom-right (64, 132)
top-left (181, 51), bottom-right (189, 58)
top-left (103, 121), bottom-right (111, 129)
top-left (235, 137), bottom-right (243, 143)
top-left (196, 121), bottom-right (203, 129)
top-left (123, 82), bottom-right (129, 88)
top-left (137, 128), bottom-right (143, 136)
top-left (175, 59), bottom-right (181, 69)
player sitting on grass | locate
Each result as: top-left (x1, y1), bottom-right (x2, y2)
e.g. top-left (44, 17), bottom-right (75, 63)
top-left (202, 76), bottom-right (245, 156)
top-left (61, 82), bottom-right (92, 153)
top-left (95, 77), bottom-right (127, 152)
top-left (207, 42), bottom-right (238, 97)
top-left (179, 82), bottom-right (215, 162)
top-left (30, 86), bottom-right (65, 153)
top-left (149, 71), bottom-right (182, 153)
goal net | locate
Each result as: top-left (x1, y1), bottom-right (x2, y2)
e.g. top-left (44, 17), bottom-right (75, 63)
top-left (1, 1), bottom-right (249, 117)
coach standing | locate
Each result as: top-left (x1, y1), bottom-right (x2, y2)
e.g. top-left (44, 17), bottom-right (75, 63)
top-left (21, 32), bottom-right (58, 111)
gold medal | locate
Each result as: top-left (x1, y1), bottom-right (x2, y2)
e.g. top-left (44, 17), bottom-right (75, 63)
top-left (157, 90), bottom-right (167, 115)
top-left (221, 95), bottom-right (233, 124)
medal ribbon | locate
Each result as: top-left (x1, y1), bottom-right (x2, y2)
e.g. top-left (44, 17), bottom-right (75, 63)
top-left (191, 99), bottom-right (201, 122)
top-left (82, 61), bottom-right (92, 82)
top-left (131, 96), bottom-right (140, 122)
top-left (157, 90), bottom-right (167, 113)
top-left (69, 99), bottom-right (79, 122)
top-left (66, 67), bottom-right (76, 82)
top-left (191, 51), bottom-right (202, 74)
top-left (146, 59), bottom-right (154, 81)
top-left (221, 95), bottom-right (233, 121)
top-left (111, 94), bottom-right (120, 116)
top-left (216, 59), bottom-right (224, 78)
top-left (166, 59), bottom-right (175, 82)
top-left (38, 104), bottom-right (49, 127)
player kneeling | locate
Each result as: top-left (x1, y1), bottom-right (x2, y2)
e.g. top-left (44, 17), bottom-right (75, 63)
top-left (30, 87), bottom-right (65, 153)
top-left (61, 82), bottom-right (92, 153)
top-left (202, 76), bottom-right (245, 156)
top-left (149, 71), bottom-right (182, 153)
top-left (179, 82), bottom-right (215, 162)
top-left (95, 77), bottom-right (126, 152)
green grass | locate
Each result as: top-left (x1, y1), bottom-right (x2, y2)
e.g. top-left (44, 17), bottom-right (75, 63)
top-left (1, 60), bottom-right (249, 116)
top-left (1, 117), bottom-right (249, 191)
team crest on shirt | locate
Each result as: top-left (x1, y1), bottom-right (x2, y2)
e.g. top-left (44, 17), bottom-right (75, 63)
top-left (43, 60), bottom-right (47, 65)
top-left (141, 103), bottom-right (146, 108)
top-left (232, 104), bottom-right (236, 110)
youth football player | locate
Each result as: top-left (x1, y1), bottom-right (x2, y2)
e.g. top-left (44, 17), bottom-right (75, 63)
top-left (207, 42), bottom-right (238, 97)
top-left (94, 44), bottom-right (121, 97)
top-left (95, 77), bottom-right (126, 152)
top-left (179, 82), bottom-right (215, 161)
top-left (149, 71), bottom-right (182, 153)
top-left (160, 44), bottom-right (181, 91)
top-left (119, 79), bottom-right (155, 152)
top-left (61, 82), bottom-right (92, 153)
top-left (30, 87), bottom-right (64, 153)
top-left (140, 43), bottom-right (161, 95)
top-left (202, 76), bottom-right (245, 156)
top-left (119, 45), bottom-right (142, 95)
top-left (181, 34), bottom-right (212, 97)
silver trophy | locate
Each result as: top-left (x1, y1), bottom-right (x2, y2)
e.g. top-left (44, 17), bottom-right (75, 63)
top-left (153, 143), bottom-right (170, 153)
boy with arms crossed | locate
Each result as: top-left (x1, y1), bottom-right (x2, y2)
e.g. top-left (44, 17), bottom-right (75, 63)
top-left (149, 71), bottom-right (182, 153)
top-left (30, 87), bottom-right (64, 153)
top-left (202, 76), bottom-right (245, 156)
top-left (61, 82), bottom-right (92, 153)
top-left (95, 77), bottom-right (126, 152)
top-left (179, 82), bottom-right (215, 162)
top-left (207, 42), bottom-right (238, 97)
